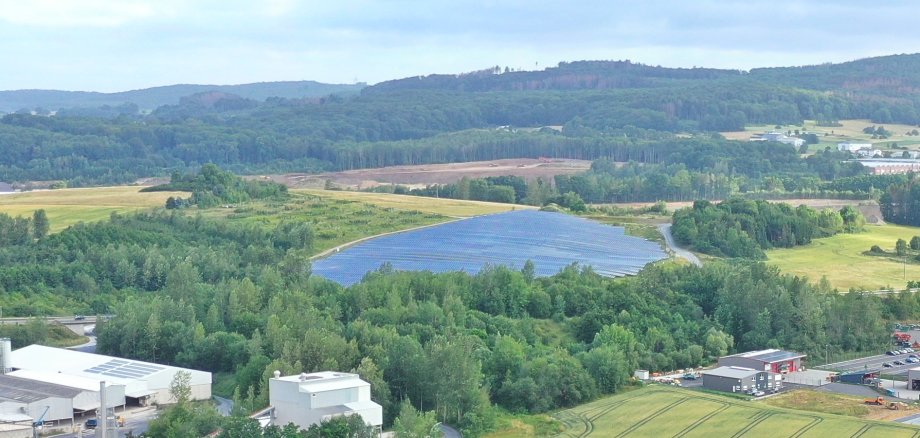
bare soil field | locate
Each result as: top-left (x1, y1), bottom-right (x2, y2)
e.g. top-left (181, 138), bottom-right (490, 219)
top-left (256, 158), bottom-right (592, 190)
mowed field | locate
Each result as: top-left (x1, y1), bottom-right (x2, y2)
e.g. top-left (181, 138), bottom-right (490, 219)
top-left (721, 119), bottom-right (920, 154)
top-left (0, 186), bottom-right (182, 231)
top-left (293, 189), bottom-right (534, 217)
top-left (767, 224), bottom-right (920, 290)
top-left (550, 386), bottom-right (919, 438)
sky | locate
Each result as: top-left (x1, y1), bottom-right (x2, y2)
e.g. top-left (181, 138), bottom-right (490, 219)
top-left (1, 0), bottom-right (919, 92)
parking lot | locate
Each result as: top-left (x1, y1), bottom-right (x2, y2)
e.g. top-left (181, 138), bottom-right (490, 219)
top-left (818, 327), bottom-right (920, 377)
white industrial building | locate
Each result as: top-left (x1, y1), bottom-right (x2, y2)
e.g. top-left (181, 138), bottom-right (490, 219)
top-left (8, 345), bottom-right (211, 406)
top-left (838, 142), bottom-right (873, 153)
top-left (269, 371), bottom-right (382, 431)
top-left (749, 131), bottom-right (805, 147)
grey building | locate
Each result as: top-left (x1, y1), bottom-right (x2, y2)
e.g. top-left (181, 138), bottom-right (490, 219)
top-left (717, 349), bottom-right (806, 374)
top-left (702, 366), bottom-right (781, 394)
top-left (0, 374), bottom-right (80, 426)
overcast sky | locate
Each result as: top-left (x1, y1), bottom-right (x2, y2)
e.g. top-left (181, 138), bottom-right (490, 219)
top-left (1, 0), bottom-right (918, 92)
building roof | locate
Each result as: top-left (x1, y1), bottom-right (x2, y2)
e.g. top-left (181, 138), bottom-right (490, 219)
top-left (7, 369), bottom-right (106, 392)
top-left (274, 371), bottom-right (371, 393)
top-left (703, 366), bottom-right (762, 379)
top-left (0, 374), bottom-right (81, 403)
top-left (723, 349), bottom-right (805, 363)
top-left (10, 345), bottom-right (211, 388)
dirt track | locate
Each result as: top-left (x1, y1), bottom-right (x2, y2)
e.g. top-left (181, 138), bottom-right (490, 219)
top-left (258, 158), bottom-right (592, 189)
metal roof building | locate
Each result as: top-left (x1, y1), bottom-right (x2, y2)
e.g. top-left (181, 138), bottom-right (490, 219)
top-left (0, 374), bottom-right (80, 427)
top-left (718, 349), bottom-right (806, 374)
top-left (9, 345), bottom-right (211, 406)
top-left (701, 366), bottom-right (782, 394)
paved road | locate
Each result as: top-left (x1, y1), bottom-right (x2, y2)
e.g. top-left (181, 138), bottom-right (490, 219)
top-left (657, 224), bottom-right (702, 267)
top-left (821, 350), bottom-right (919, 377)
top-left (53, 407), bottom-right (157, 438)
top-left (214, 396), bottom-right (234, 416)
top-left (441, 424), bottom-right (461, 438)
top-left (68, 335), bottom-right (97, 353)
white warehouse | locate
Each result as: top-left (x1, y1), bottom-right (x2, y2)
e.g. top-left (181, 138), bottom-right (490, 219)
top-left (269, 371), bottom-right (382, 431)
top-left (8, 345), bottom-right (211, 406)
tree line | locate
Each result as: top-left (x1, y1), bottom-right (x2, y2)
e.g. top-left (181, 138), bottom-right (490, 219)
top-left (671, 199), bottom-right (865, 258)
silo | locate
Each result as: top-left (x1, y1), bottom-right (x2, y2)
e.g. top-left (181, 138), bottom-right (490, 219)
top-left (0, 337), bottom-right (11, 374)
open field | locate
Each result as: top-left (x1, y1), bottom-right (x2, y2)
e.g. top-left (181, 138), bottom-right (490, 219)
top-left (259, 158), bottom-right (591, 190)
top-left (199, 192), bottom-right (450, 256)
top-left (722, 119), bottom-right (920, 146)
top-left (0, 186), bottom-right (182, 231)
top-left (544, 386), bottom-right (919, 438)
top-left (767, 223), bottom-right (920, 290)
top-left (292, 189), bottom-right (534, 217)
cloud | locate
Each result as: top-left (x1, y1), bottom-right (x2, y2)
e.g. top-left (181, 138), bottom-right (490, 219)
top-left (0, 1), bottom-right (918, 91)
top-left (0, 0), bottom-right (159, 27)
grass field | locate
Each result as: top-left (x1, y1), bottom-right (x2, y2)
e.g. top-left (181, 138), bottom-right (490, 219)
top-left (767, 224), bottom-right (920, 290)
top-left (293, 189), bottom-right (533, 217)
top-left (200, 192), bottom-right (453, 256)
top-left (722, 119), bottom-right (920, 149)
top-left (546, 386), bottom-right (919, 438)
top-left (0, 186), bottom-right (182, 231)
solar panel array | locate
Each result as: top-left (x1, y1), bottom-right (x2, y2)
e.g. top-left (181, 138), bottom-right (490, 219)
top-left (84, 359), bottom-right (165, 379)
top-left (313, 210), bottom-right (666, 286)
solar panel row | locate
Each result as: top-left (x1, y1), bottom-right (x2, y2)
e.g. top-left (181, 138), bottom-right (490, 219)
top-left (84, 359), bottom-right (165, 379)
top-left (313, 210), bottom-right (666, 286)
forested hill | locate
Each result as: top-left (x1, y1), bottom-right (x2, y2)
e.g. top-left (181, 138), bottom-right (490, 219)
top-left (2, 53), bottom-right (920, 187)
top-left (367, 54), bottom-right (920, 96)
top-left (0, 80), bottom-right (365, 113)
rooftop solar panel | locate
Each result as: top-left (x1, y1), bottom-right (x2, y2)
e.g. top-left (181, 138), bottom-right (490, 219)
top-left (83, 358), bottom-right (167, 379)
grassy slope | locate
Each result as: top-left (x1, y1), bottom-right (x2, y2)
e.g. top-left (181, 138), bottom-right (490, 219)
top-left (537, 386), bottom-right (917, 438)
top-left (293, 189), bottom-right (533, 217)
top-left (767, 224), bottom-right (920, 290)
top-left (0, 186), bottom-right (183, 231)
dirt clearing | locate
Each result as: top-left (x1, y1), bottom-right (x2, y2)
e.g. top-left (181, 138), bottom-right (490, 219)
top-left (255, 158), bottom-right (591, 190)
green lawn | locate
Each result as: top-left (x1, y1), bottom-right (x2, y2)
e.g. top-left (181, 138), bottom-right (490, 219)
top-left (767, 224), bottom-right (920, 290)
top-left (545, 386), bottom-right (918, 438)
top-left (0, 186), bottom-right (183, 231)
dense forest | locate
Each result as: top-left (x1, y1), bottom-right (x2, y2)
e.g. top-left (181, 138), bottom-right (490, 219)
top-left (671, 199), bottom-right (865, 258)
top-left (3, 54), bottom-right (920, 187)
top-left (0, 204), bottom-right (904, 436)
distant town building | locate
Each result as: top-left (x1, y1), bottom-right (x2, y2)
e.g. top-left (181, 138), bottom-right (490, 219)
top-left (837, 142), bottom-right (873, 153)
top-left (855, 159), bottom-right (920, 175)
top-left (268, 371), bottom-right (382, 432)
top-left (749, 131), bottom-right (805, 147)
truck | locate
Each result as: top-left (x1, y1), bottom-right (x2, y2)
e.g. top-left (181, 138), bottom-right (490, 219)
top-left (865, 396), bottom-right (885, 405)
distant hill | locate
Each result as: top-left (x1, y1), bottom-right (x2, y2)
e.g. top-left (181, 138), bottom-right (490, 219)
top-left (365, 54), bottom-right (920, 96)
top-left (0, 80), bottom-right (366, 113)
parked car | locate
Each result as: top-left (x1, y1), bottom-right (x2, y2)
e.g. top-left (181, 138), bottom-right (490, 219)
top-left (895, 360), bottom-right (906, 365)
top-left (74, 315), bottom-right (85, 320)
top-left (682, 373), bottom-right (698, 380)
top-left (85, 419), bottom-right (97, 429)
top-left (749, 390), bottom-right (765, 397)
top-left (907, 348), bottom-right (915, 353)
top-left (887, 351), bottom-right (897, 356)
top-left (907, 357), bottom-right (919, 364)
top-left (883, 362), bottom-right (893, 367)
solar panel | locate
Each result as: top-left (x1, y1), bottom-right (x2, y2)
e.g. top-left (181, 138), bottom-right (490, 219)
top-left (313, 210), bottom-right (667, 286)
top-left (83, 358), bottom-right (167, 379)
